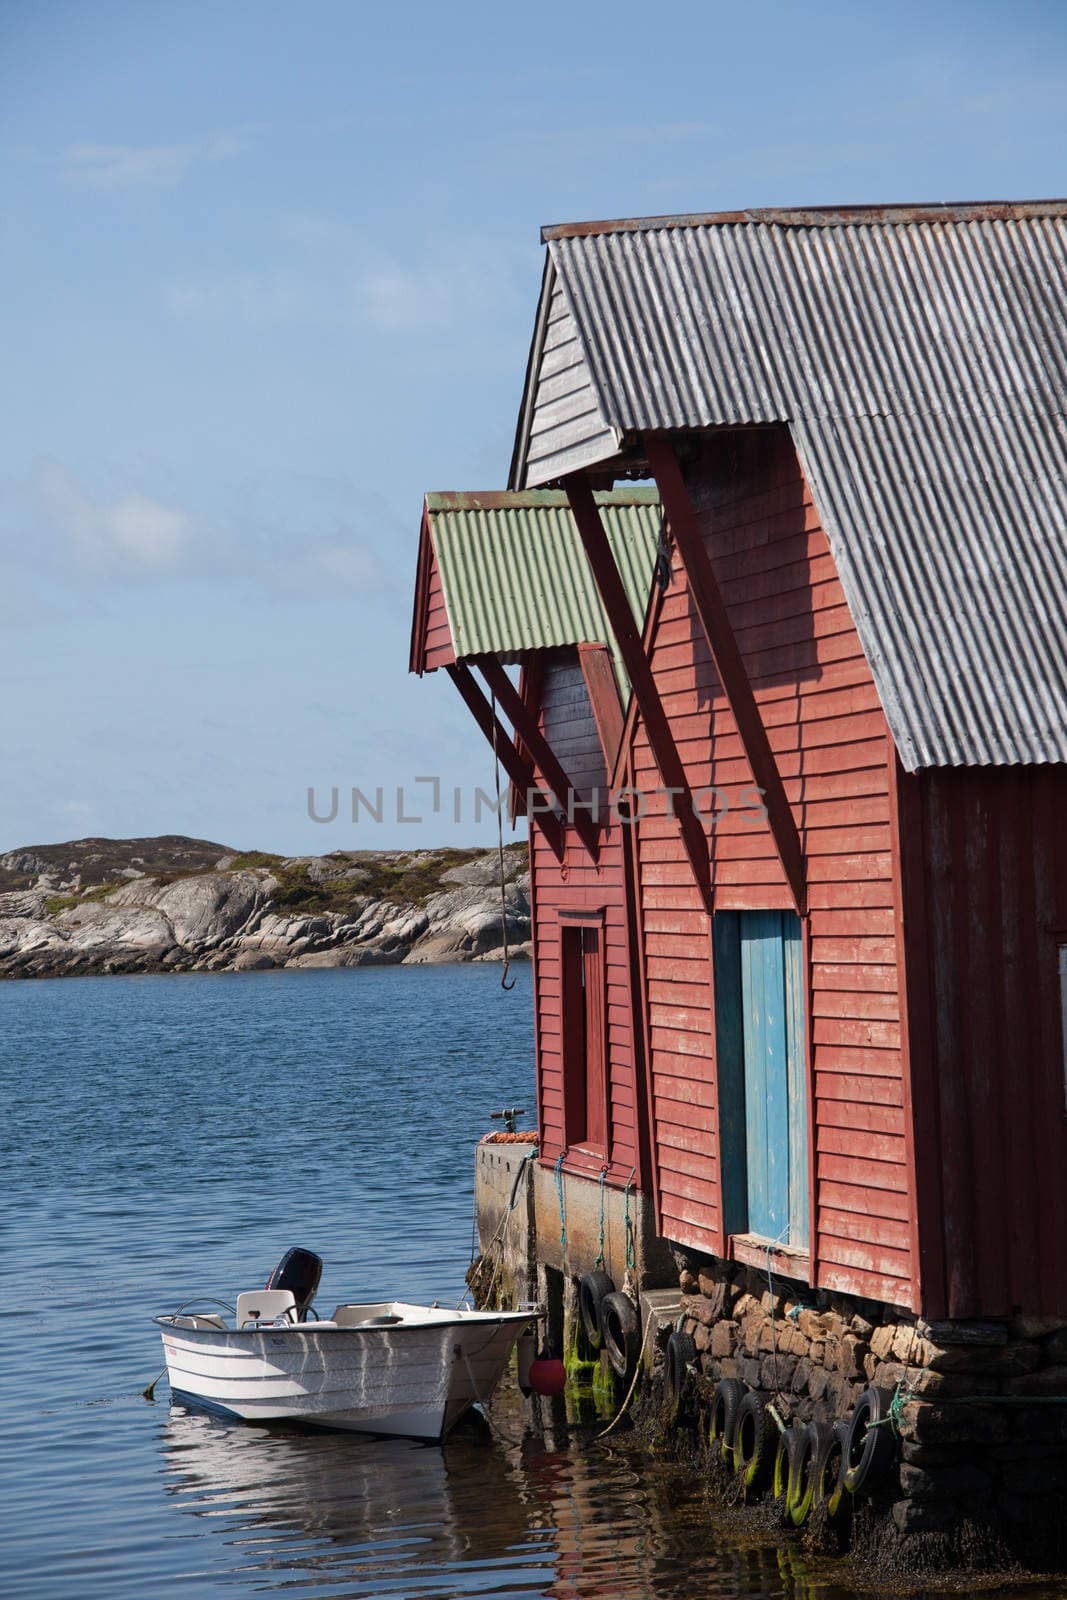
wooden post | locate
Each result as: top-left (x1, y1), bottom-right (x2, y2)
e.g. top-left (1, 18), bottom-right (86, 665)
top-left (577, 642), bottom-right (625, 777)
top-left (476, 656), bottom-right (600, 863)
top-left (644, 434), bottom-right (806, 917)
top-left (446, 663), bottom-right (566, 861)
top-left (564, 472), bottom-right (713, 915)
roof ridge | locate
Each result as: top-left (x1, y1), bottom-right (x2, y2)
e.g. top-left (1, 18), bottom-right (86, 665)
top-left (542, 198), bottom-right (1067, 241)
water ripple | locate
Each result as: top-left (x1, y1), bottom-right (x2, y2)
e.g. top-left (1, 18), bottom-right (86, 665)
top-left (2, 968), bottom-right (1059, 1599)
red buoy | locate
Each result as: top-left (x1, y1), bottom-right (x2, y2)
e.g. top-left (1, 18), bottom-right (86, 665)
top-left (528, 1355), bottom-right (566, 1397)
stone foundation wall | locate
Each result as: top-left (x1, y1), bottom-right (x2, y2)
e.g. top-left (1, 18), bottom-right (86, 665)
top-left (675, 1248), bottom-right (1067, 1565)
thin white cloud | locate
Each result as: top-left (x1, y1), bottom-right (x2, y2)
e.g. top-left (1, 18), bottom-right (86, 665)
top-left (3, 461), bottom-right (390, 605)
top-left (63, 134), bottom-right (242, 192)
top-left (38, 463), bottom-right (191, 572)
top-left (311, 541), bottom-right (385, 590)
top-left (361, 266), bottom-right (452, 330)
top-left (163, 270), bottom-right (312, 321)
top-left (163, 216), bottom-right (527, 336)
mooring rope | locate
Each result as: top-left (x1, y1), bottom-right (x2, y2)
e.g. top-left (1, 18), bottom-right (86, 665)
top-left (593, 1165), bottom-right (608, 1270)
top-left (458, 1344), bottom-right (526, 1448)
top-left (489, 690), bottom-right (515, 992)
top-left (623, 1167), bottom-right (637, 1273)
top-left (554, 1152), bottom-right (567, 1249)
top-left (596, 1303), bottom-right (659, 1441)
top-left (463, 1149), bottom-right (535, 1309)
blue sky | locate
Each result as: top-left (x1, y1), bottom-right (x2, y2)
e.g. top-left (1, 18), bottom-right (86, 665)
top-left (2, 0), bottom-right (1065, 854)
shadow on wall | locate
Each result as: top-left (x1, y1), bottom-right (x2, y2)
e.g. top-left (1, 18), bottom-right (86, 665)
top-left (683, 425), bottom-right (822, 874)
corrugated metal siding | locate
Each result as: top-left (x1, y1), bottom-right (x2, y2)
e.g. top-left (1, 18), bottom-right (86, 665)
top-left (512, 211), bottom-right (1067, 770)
top-left (427, 490), bottom-right (660, 685)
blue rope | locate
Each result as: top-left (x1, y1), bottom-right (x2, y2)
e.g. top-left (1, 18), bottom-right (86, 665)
top-left (594, 1166), bottom-right (608, 1269)
top-left (624, 1167), bottom-right (636, 1271)
top-left (554, 1153), bottom-right (567, 1249)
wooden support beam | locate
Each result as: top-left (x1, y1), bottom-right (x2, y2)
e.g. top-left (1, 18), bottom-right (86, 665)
top-left (577, 642), bottom-right (625, 777)
top-left (446, 663), bottom-right (565, 861)
top-left (507, 658), bottom-right (543, 827)
top-left (564, 472), bottom-right (714, 915)
top-left (644, 433), bottom-right (806, 916)
top-left (476, 656), bottom-right (600, 862)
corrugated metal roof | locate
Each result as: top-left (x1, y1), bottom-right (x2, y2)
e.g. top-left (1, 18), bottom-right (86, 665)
top-left (509, 203), bottom-right (1067, 770)
top-left (426, 488), bottom-right (661, 684)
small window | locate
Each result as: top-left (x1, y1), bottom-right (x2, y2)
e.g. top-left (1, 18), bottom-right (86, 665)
top-left (561, 921), bottom-right (609, 1155)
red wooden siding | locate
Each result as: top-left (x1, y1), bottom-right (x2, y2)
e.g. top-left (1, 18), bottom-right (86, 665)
top-left (422, 539), bottom-right (456, 670)
top-left (899, 764), bottom-right (1067, 1319)
top-left (630, 428), bottom-right (916, 1308)
top-left (530, 649), bottom-right (644, 1185)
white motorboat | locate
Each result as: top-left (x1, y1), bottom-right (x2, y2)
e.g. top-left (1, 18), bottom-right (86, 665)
top-left (154, 1248), bottom-right (538, 1442)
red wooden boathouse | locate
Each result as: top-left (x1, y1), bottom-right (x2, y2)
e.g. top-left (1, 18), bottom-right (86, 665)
top-left (410, 489), bottom-right (663, 1198)
top-left (507, 200), bottom-right (1067, 1324)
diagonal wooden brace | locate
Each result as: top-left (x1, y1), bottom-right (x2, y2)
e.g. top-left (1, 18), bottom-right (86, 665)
top-left (564, 472), bottom-right (713, 915)
top-left (577, 642), bottom-right (625, 778)
top-left (644, 434), bottom-right (806, 916)
top-left (475, 656), bottom-right (600, 862)
top-left (446, 663), bottom-right (565, 861)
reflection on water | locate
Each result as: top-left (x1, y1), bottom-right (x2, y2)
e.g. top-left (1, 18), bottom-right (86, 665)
top-left (159, 1398), bottom-right (847, 1600)
top-left (5, 969), bottom-right (1066, 1600)
top-left (162, 1408), bottom-right (529, 1589)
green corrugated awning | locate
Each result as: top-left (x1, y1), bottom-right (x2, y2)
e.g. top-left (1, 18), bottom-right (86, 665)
top-left (425, 488), bottom-right (661, 688)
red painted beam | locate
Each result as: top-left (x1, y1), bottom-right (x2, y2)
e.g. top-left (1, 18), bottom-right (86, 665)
top-left (564, 472), bottom-right (713, 915)
top-left (644, 434), bottom-right (806, 916)
top-left (446, 663), bottom-right (566, 861)
top-left (476, 656), bottom-right (600, 862)
top-left (577, 642), bottom-right (625, 777)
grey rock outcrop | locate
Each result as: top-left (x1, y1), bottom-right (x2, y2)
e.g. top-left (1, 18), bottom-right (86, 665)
top-left (0, 837), bottom-right (530, 979)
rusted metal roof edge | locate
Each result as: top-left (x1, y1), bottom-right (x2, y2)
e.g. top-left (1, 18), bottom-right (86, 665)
top-left (541, 198), bottom-right (1067, 241)
top-left (426, 487), bottom-right (658, 512)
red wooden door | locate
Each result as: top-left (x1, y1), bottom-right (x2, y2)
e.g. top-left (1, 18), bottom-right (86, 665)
top-left (561, 923), bottom-right (609, 1157)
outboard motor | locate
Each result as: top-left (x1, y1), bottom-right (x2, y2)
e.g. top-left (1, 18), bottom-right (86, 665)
top-left (266, 1247), bottom-right (323, 1320)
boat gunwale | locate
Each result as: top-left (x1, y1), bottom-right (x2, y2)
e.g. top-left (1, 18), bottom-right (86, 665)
top-left (154, 1308), bottom-right (538, 1338)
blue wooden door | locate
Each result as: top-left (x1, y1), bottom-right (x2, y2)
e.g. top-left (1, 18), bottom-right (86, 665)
top-left (714, 910), bottom-right (808, 1248)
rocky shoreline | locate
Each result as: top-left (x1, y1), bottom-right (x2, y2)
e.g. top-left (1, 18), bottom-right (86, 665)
top-left (0, 835), bottom-right (530, 979)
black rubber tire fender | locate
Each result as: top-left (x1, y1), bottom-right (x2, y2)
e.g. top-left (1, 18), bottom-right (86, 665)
top-left (791, 1420), bottom-right (835, 1526)
top-left (578, 1271), bottom-right (615, 1353)
top-left (817, 1418), bottom-right (851, 1519)
top-left (732, 1390), bottom-right (776, 1495)
top-left (709, 1377), bottom-right (746, 1459)
top-left (843, 1387), bottom-right (897, 1496)
top-left (772, 1423), bottom-right (805, 1508)
top-left (664, 1329), bottom-right (696, 1421)
top-left (600, 1291), bottom-right (640, 1379)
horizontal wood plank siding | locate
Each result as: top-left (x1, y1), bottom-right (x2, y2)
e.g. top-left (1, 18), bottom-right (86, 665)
top-left (531, 651), bottom-right (643, 1185)
top-left (524, 279), bottom-right (619, 488)
top-left (423, 547), bottom-right (456, 670)
top-left (631, 428), bottom-right (916, 1302)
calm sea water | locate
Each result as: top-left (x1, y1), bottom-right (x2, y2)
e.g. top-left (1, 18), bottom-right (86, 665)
top-left (3, 965), bottom-right (1064, 1600)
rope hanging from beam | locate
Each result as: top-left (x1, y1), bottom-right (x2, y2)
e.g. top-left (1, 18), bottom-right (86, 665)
top-left (490, 689), bottom-right (516, 992)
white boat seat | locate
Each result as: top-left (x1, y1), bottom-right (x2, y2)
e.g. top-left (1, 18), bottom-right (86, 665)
top-left (236, 1289), bottom-right (298, 1327)
top-left (172, 1313), bottom-right (227, 1330)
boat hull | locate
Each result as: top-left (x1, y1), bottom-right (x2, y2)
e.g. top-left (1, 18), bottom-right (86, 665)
top-left (157, 1309), bottom-right (532, 1441)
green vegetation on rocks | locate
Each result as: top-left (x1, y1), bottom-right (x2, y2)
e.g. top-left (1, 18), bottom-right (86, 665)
top-left (0, 834), bottom-right (531, 979)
